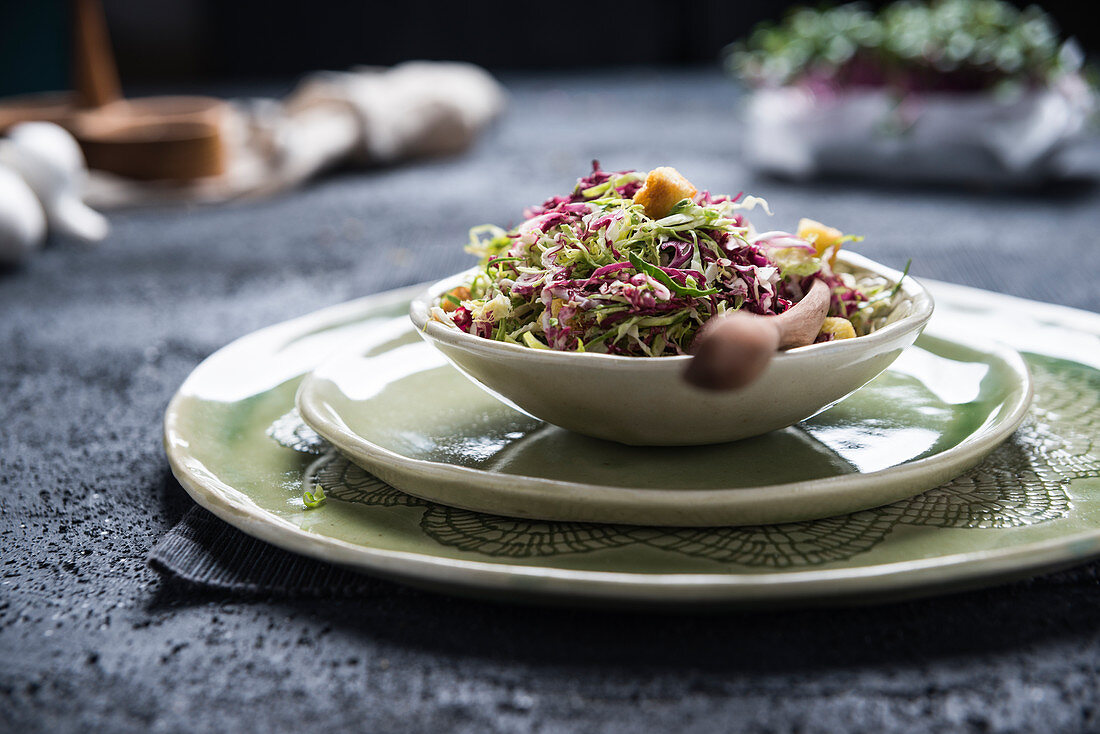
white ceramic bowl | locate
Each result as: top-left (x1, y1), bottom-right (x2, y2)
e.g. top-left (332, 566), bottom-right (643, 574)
top-left (409, 251), bottom-right (934, 446)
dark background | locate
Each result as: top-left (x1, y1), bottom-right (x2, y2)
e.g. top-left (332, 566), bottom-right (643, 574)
top-left (2, 0), bottom-right (1099, 96)
top-left (3, 66), bottom-right (1100, 733)
top-left (5, 2), bottom-right (1100, 732)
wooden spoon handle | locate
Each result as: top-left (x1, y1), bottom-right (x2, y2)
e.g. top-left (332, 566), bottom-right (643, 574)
top-left (684, 279), bottom-right (832, 391)
top-left (72, 0), bottom-right (122, 109)
top-left (774, 278), bottom-right (831, 349)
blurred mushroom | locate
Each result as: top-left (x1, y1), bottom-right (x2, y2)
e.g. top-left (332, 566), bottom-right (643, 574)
top-left (0, 164), bottom-right (47, 265)
top-left (0, 122), bottom-right (108, 242)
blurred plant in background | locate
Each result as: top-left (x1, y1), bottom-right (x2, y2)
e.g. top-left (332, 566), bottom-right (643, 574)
top-left (725, 0), bottom-right (1085, 94)
top-left (724, 0), bottom-right (1098, 186)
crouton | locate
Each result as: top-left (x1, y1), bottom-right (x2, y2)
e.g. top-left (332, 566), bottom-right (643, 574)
top-left (797, 218), bottom-right (851, 268)
top-left (441, 285), bottom-right (471, 312)
top-left (633, 167), bottom-right (698, 220)
top-left (796, 218), bottom-right (845, 257)
top-left (819, 316), bottom-right (856, 340)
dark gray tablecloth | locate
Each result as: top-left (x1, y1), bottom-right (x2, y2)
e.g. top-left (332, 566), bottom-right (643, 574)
top-left (4, 69), bottom-right (1100, 733)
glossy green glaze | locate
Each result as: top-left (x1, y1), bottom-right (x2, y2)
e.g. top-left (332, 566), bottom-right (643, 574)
top-left (164, 283), bottom-right (1100, 605)
top-left (296, 326), bottom-right (1030, 525)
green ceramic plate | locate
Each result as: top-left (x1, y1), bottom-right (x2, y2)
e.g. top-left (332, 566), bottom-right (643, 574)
top-left (296, 328), bottom-right (1031, 526)
top-left (164, 283), bottom-right (1100, 606)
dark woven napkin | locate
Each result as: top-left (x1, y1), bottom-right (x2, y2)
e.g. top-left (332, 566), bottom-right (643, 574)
top-left (149, 505), bottom-right (396, 597)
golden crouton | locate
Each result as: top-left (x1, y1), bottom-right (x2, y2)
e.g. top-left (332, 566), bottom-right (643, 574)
top-left (633, 167), bottom-right (698, 220)
top-left (797, 218), bottom-right (844, 257)
top-left (441, 285), bottom-right (471, 312)
top-left (819, 316), bottom-right (856, 340)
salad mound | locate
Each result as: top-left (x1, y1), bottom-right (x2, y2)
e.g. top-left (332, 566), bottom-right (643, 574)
top-left (432, 163), bottom-right (901, 357)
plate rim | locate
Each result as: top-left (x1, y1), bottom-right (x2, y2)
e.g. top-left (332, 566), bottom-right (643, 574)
top-left (164, 281), bottom-right (1100, 605)
top-left (295, 329), bottom-right (1034, 527)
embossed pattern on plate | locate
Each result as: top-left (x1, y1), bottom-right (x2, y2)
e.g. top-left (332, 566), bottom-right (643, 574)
top-left (276, 353), bottom-right (1088, 567)
top-left (296, 329), bottom-right (1032, 526)
top-left (164, 283), bottom-right (1100, 605)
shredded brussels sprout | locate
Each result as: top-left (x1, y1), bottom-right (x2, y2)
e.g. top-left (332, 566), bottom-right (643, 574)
top-left (434, 163), bottom-right (905, 355)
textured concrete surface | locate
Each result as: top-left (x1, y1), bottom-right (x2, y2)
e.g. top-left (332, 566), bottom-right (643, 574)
top-left (3, 69), bottom-right (1100, 733)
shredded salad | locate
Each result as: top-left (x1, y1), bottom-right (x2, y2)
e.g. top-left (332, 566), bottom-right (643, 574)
top-left (431, 163), bottom-right (905, 357)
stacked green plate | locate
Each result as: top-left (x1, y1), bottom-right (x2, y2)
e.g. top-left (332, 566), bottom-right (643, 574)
top-left (164, 282), bottom-right (1100, 606)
